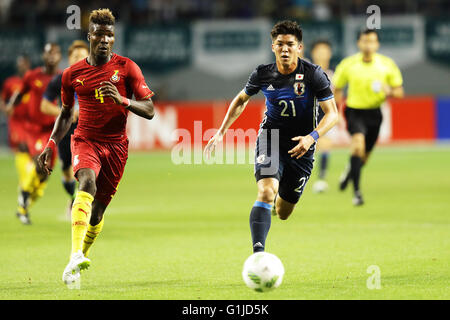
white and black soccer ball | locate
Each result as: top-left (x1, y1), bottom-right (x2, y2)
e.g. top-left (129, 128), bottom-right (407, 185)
top-left (242, 252), bottom-right (284, 292)
top-left (312, 180), bottom-right (329, 193)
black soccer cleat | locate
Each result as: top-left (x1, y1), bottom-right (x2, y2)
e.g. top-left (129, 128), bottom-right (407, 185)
top-left (352, 191), bottom-right (364, 206)
top-left (16, 212), bottom-right (31, 225)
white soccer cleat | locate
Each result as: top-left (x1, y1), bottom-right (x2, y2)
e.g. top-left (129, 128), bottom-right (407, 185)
top-left (62, 268), bottom-right (81, 288)
top-left (312, 180), bottom-right (329, 193)
top-left (62, 250), bottom-right (91, 286)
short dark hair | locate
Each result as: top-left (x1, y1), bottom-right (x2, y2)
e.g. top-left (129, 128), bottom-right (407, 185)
top-left (89, 8), bottom-right (115, 26)
top-left (271, 20), bottom-right (302, 42)
top-left (311, 39), bottom-right (331, 52)
top-left (358, 28), bottom-right (379, 40)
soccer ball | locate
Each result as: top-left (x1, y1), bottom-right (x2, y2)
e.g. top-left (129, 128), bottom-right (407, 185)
top-left (312, 180), bottom-right (329, 193)
top-left (242, 252), bottom-right (284, 292)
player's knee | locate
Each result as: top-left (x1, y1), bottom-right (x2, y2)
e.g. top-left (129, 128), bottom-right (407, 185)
top-left (351, 137), bottom-right (365, 157)
top-left (257, 187), bottom-right (276, 204)
top-left (79, 176), bottom-right (96, 195)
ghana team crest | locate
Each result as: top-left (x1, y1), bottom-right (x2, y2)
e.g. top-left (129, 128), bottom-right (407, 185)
top-left (111, 70), bottom-right (120, 83)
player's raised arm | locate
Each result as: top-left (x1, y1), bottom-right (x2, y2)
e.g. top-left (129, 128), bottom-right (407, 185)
top-left (98, 59), bottom-right (155, 120)
top-left (204, 89), bottom-right (251, 159)
top-left (98, 80), bottom-right (155, 120)
top-left (289, 66), bottom-right (338, 159)
top-left (40, 74), bottom-right (63, 117)
top-left (289, 98), bottom-right (338, 159)
top-left (316, 98), bottom-right (339, 137)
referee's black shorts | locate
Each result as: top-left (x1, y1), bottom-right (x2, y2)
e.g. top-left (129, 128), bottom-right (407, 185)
top-left (345, 106), bottom-right (383, 153)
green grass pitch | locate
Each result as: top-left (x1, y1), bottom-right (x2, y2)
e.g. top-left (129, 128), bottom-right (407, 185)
top-left (0, 145), bottom-right (449, 299)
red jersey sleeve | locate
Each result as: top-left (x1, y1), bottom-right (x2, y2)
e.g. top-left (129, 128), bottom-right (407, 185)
top-left (127, 60), bottom-right (154, 100)
top-left (61, 68), bottom-right (75, 109)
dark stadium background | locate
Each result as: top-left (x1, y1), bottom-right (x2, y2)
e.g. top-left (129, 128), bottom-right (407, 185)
top-left (0, 0), bottom-right (449, 149)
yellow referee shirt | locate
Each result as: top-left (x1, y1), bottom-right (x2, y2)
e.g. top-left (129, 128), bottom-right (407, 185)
top-left (333, 52), bottom-right (403, 109)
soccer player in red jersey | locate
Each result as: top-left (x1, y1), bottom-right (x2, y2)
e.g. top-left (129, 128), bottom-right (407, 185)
top-left (40, 40), bottom-right (89, 217)
top-left (11, 44), bottom-right (62, 225)
top-left (36, 8), bottom-right (155, 286)
top-left (0, 55), bottom-right (32, 192)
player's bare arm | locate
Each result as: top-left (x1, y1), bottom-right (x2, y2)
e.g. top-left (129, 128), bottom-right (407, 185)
top-left (204, 89), bottom-right (251, 158)
top-left (333, 87), bottom-right (346, 125)
top-left (10, 90), bottom-right (24, 110)
top-left (98, 81), bottom-right (155, 120)
top-left (36, 105), bottom-right (74, 176)
top-left (2, 90), bottom-right (20, 116)
top-left (40, 98), bottom-right (61, 117)
top-left (288, 98), bottom-right (338, 159)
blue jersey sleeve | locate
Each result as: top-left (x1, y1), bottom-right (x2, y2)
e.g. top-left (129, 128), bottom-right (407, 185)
top-left (312, 66), bottom-right (333, 101)
top-left (244, 66), bottom-right (261, 96)
top-left (43, 73), bottom-right (62, 104)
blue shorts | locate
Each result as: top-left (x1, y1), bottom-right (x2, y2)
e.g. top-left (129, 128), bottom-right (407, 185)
top-left (254, 128), bottom-right (314, 204)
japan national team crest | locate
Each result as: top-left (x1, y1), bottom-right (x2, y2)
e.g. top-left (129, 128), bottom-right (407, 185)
top-left (111, 70), bottom-right (120, 83)
top-left (294, 82), bottom-right (305, 97)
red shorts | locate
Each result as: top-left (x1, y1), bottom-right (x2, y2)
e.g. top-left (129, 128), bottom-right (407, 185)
top-left (8, 118), bottom-right (29, 150)
top-left (71, 134), bottom-right (129, 206)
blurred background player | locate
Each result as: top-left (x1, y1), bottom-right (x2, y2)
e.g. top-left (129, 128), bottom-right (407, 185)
top-left (205, 21), bottom-right (338, 254)
top-left (310, 40), bottom-right (335, 193)
top-left (12, 43), bottom-right (62, 224)
top-left (36, 8), bottom-right (155, 286)
top-left (333, 29), bottom-right (404, 206)
top-left (0, 55), bottom-right (32, 198)
top-left (40, 40), bottom-right (89, 217)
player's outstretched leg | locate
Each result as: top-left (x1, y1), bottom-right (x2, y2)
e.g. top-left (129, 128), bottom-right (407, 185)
top-left (339, 162), bottom-right (351, 191)
top-left (250, 178), bottom-right (277, 252)
top-left (16, 162), bottom-right (41, 225)
top-left (62, 167), bottom-right (77, 218)
top-left (82, 200), bottom-right (106, 258)
top-left (274, 195), bottom-right (296, 221)
top-left (349, 133), bottom-right (365, 206)
top-left (62, 168), bottom-right (96, 285)
top-left (314, 137), bottom-right (332, 193)
top-left (14, 148), bottom-right (32, 190)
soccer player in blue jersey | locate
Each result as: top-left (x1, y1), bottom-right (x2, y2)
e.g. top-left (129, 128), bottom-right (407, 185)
top-left (204, 20), bottom-right (338, 253)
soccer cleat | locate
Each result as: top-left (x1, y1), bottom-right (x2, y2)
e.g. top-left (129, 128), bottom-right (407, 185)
top-left (62, 250), bottom-right (91, 285)
top-left (16, 212), bottom-right (31, 225)
top-left (62, 268), bottom-right (81, 288)
top-left (339, 164), bottom-right (351, 191)
top-left (352, 191), bottom-right (364, 206)
top-left (253, 242), bottom-right (264, 252)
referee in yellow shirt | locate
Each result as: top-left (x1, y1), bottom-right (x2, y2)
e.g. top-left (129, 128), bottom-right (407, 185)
top-left (333, 29), bottom-right (404, 206)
